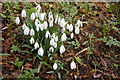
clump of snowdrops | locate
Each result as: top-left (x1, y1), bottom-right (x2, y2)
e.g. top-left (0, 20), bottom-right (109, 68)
top-left (15, 3), bottom-right (86, 72)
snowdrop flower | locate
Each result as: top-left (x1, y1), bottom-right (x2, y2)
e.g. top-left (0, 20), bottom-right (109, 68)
top-left (54, 36), bottom-right (58, 42)
top-left (36, 4), bottom-right (41, 12)
top-left (30, 12), bottom-right (35, 20)
top-left (70, 33), bottom-right (74, 39)
top-left (34, 42), bottom-right (39, 49)
top-left (58, 17), bottom-right (61, 25)
top-left (43, 21), bottom-right (48, 29)
top-left (30, 28), bottom-right (35, 36)
top-left (68, 24), bottom-right (73, 32)
top-left (36, 25), bottom-right (40, 31)
top-left (50, 38), bottom-right (55, 46)
top-left (55, 14), bottom-right (58, 24)
top-left (22, 23), bottom-right (27, 30)
top-left (60, 45), bottom-right (65, 54)
top-left (53, 42), bottom-right (57, 48)
top-left (35, 12), bottom-right (39, 18)
top-left (35, 19), bottom-right (40, 27)
top-left (61, 33), bottom-right (67, 41)
top-left (75, 27), bottom-right (80, 34)
top-left (66, 24), bottom-right (70, 30)
top-left (15, 17), bottom-right (20, 25)
top-left (48, 12), bottom-right (52, 18)
top-left (39, 12), bottom-right (46, 21)
top-left (60, 18), bottom-right (66, 28)
top-left (49, 46), bottom-right (54, 53)
top-left (53, 63), bottom-right (58, 70)
top-left (39, 24), bottom-right (44, 31)
top-left (21, 9), bottom-right (26, 17)
top-left (38, 47), bottom-right (44, 56)
top-left (24, 27), bottom-right (30, 35)
top-left (49, 21), bottom-right (53, 27)
top-left (30, 37), bottom-right (34, 44)
top-left (70, 61), bottom-right (76, 70)
top-left (45, 31), bottom-right (50, 38)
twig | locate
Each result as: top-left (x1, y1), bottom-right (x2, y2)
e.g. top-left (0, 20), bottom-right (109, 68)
top-left (75, 48), bottom-right (88, 57)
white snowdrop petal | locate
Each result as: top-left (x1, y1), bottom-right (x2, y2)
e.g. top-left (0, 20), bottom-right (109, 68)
top-left (34, 42), bottom-right (39, 49)
top-left (30, 37), bottom-right (34, 44)
top-left (21, 9), bottom-right (26, 17)
top-left (15, 17), bottom-right (20, 25)
top-left (61, 33), bottom-right (67, 41)
top-left (38, 47), bottom-right (44, 56)
top-left (69, 24), bottom-right (73, 32)
top-left (60, 45), bottom-right (65, 54)
top-left (70, 33), bottom-right (74, 39)
top-left (53, 63), bottom-right (58, 70)
top-left (45, 31), bottom-right (50, 38)
top-left (30, 28), bottom-right (35, 36)
top-left (70, 61), bottom-right (76, 70)
top-left (22, 23), bottom-right (27, 30)
top-left (75, 27), bottom-right (80, 34)
top-left (30, 12), bottom-right (35, 20)
top-left (24, 27), bottom-right (30, 35)
top-left (49, 46), bottom-right (54, 53)
top-left (43, 21), bottom-right (48, 29)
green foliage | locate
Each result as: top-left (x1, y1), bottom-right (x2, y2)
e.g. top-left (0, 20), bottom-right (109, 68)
top-left (13, 57), bottom-right (23, 69)
top-left (101, 36), bottom-right (120, 47)
top-left (18, 69), bottom-right (39, 78)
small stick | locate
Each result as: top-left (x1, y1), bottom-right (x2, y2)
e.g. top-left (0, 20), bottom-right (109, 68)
top-left (75, 48), bottom-right (88, 57)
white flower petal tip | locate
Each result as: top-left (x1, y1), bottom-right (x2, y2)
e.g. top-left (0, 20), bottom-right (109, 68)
top-left (60, 45), bottom-right (65, 54)
top-left (53, 63), bottom-right (58, 70)
top-left (70, 61), bottom-right (76, 70)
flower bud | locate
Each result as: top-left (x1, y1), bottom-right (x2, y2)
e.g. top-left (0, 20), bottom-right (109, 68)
top-left (60, 45), bottom-right (65, 54)
top-left (15, 17), bottom-right (20, 25)
top-left (30, 28), bottom-right (35, 36)
top-left (24, 27), bottom-right (30, 35)
top-left (45, 31), bottom-right (50, 39)
top-left (49, 21), bottom-right (53, 27)
top-left (21, 9), bottom-right (26, 17)
top-left (69, 24), bottom-right (73, 32)
top-left (22, 23), bottom-right (27, 30)
top-left (61, 33), bottom-right (67, 41)
top-left (53, 63), bottom-right (58, 70)
top-left (70, 33), bottom-right (74, 39)
top-left (30, 37), bottom-right (34, 44)
top-left (75, 27), bottom-right (80, 34)
top-left (70, 61), bottom-right (76, 70)
top-left (55, 14), bottom-right (58, 24)
top-left (30, 12), bottom-right (35, 20)
top-left (38, 47), bottom-right (44, 56)
top-left (34, 42), bottom-right (39, 49)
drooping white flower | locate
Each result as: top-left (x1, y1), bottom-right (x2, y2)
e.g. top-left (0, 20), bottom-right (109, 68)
top-left (60, 45), bottom-right (65, 54)
top-left (60, 18), bottom-right (67, 28)
top-left (58, 17), bottom-right (61, 25)
top-left (48, 12), bottom-right (52, 18)
top-left (43, 21), bottom-right (48, 29)
top-left (50, 38), bottom-right (55, 46)
top-left (35, 19), bottom-right (40, 27)
top-left (49, 46), bottom-right (54, 53)
top-left (30, 12), bottom-right (35, 20)
top-left (30, 28), bottom-right (35, 36)
top-left (38, 47), bottom-right (44, 56)
top-left (15, 17), bottom-right (20, 25)
top-left (36, 4), bottom-right (41, 12)
top-left (24, 27), bottom-right (30, 35)
top-left (36, 25), bottom-right (40, 31)
top-left (22, 23), bottom-right (27, 30)
top-left (53, 42), bottom-right (57, 48)
top-left (75, 27), bottom-right (80, 34)
top-left (21, 9), bottom-right (26, 17)
top-left (66, 24), bottom-right (70, 30)
top-left (34, 42), bottom-right (39, 49)
top-left (54, 36), bottom-right (58, 42)
top-left (68, 24), bottom-right (73, 32)
top-left (70, 33), bottom-right (74, 39)
top-left (61, 33), bottom-right (67, 41)
top-left (70, 61), bottom-right (76, 70)
top-left (49, 21), bottom-right (53, 27)
top-left (55, 14), bottom-right (58, 24)
top-left (30, 37), bottom-right (34, 44)
top-left (35, 12), bottom-right (39, 18)
top-left (39, 12), bottom-right (46, 21)
top-left (39, 24), bottom-right (44, 31)
top-left (53, 63), bottom-right (58, 70)
top-left (45, 31), bottom-right (50, 38)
